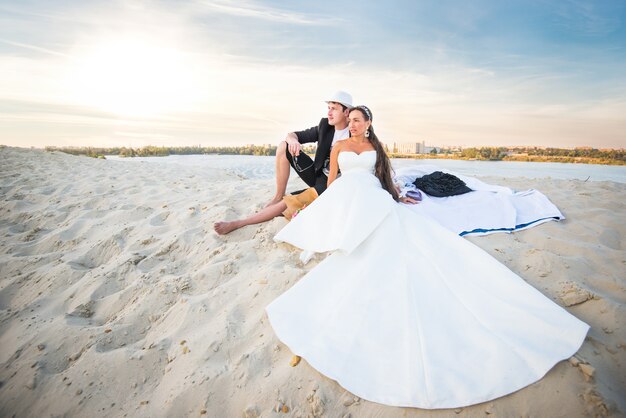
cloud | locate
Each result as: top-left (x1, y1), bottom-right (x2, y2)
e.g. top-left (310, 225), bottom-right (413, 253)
top-left (195, 0), bottom-right (343, 25)
top-left (553, 0), bottom-right (622, 37)
top-left (0, 39), bottom-right (73, 58)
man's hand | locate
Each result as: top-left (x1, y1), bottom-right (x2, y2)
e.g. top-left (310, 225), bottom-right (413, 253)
top-left (285, 134), bottom-right (301, 157)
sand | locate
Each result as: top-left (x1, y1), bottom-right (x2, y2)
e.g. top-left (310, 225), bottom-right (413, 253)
top-left (0, 146), bottom-right (624, 417)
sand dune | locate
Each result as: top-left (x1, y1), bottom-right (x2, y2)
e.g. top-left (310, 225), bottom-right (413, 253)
top-left (0, 147), bottom-right (624, 417)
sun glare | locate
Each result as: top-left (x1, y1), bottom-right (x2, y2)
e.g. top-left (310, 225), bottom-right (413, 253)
top-left (70, 39), bottom-right (196, 117)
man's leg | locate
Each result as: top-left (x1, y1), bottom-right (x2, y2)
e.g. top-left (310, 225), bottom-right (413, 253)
top-left (313, 172), bottom-right (329, 196)
top-left (265, 141), bottom-right (291, 207)
top-left (214, 200), bottom-right (288, 235)
top-left (267, 144), bottom-right (319, 207)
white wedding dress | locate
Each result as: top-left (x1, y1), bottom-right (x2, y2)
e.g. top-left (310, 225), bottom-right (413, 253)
top-left (266, 151), bottom-right (588, 409)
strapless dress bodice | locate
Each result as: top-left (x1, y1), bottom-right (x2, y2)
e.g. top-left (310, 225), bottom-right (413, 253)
top-left (337, 150), bottom-right (376, 174)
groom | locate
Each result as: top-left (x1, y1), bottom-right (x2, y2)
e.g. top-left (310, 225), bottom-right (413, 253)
top-left (265, 90), bottom-right (353, 206)
top-left (214, 91), bottom-right (353, 235)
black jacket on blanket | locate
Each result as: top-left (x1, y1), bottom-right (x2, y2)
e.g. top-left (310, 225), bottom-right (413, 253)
top-left (412, 171), bottom-right (473, 197)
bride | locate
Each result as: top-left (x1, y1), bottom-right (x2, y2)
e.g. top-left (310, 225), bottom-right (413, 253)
top-left (265, 105), bottom-right (589, 409)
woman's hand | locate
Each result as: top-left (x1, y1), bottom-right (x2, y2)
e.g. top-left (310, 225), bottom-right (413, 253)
top-left (399, 196), bottom-right (420, 204)
top-left (395, 183), bottom-right (419, 204)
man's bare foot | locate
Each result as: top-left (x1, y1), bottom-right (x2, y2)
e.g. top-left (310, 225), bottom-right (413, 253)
top-left (213, 221), bottom-right (241, 235)
top-left (264, 196), bottom-right (283, 208)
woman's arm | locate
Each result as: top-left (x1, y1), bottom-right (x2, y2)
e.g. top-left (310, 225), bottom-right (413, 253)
top-left (327, 141), bottom-right (344, 187)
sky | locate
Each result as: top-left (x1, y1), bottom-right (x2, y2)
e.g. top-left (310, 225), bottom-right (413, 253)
top-left (1, 0), bottom-right (625, 149)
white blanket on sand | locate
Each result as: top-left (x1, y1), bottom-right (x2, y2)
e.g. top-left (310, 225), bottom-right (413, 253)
top-left (395, 165), bottom-right (564, 236)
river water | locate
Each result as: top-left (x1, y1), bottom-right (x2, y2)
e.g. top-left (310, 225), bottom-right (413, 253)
top-left (107, 155), bottom-right (626, 183)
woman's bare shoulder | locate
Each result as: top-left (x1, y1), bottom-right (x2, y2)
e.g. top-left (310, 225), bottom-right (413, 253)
top-left (332, 139), bottom-right (349, 152)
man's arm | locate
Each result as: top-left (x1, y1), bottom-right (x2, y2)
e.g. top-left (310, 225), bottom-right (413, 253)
top-left (285, 120), bottom-right (322, 157)
top-left (294, 123), bottom-right (321, 144)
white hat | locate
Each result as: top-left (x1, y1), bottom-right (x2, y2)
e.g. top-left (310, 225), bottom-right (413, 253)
top-left (326, 91), bottom-right (353, 109)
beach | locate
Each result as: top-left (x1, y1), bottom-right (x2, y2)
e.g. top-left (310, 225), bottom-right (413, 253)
top-left (0, 147), bottom-right (624, 417)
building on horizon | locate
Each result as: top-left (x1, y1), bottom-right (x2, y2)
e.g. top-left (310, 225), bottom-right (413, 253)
top-left (395, 141), bottom-right (427, 154)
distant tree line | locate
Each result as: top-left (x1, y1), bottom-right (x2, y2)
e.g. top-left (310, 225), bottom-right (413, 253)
top-left (457, 147), bottom-right (625, 165)
top-left (45, 145), bottom-right (280, 158)
top-left (44, 144), bottom-right (624, 165)
top-left (514, 147), bottom-right (624, 161)
top-left (459, 147), bottom-right (509, 160)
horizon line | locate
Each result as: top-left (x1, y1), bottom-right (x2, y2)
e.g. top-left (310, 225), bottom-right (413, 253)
top-left (5, 144), bottom-right (625, 151)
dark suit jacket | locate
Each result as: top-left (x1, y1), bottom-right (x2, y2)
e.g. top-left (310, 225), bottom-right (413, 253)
top-left (294, 118), bottom-right (335, 173)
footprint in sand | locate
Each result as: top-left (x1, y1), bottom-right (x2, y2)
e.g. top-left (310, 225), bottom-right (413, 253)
top-left (95, 324), bottom-right (145, 352)
top-left (40, 186), bottom-right (56, 195)
top-left (68, 258), bottom-right (97, 271)
top-left (0, 279), bottom-right (23, 310)
top-left (68, 235), bottom-right (126, 270)
top-left (8, 223), bottom-right (27, 234)
top-left (598, 229), bottom-right (621, 250)
top-left (150, 211), bottom-right (170, 226)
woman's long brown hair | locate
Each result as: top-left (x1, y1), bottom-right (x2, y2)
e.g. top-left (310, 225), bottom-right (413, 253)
top-left (350, 106), bottom-right (399, 201)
